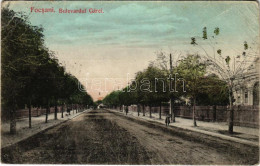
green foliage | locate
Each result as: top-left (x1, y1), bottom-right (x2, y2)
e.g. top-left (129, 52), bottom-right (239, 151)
top-left (244, 41), bottom-right (248, 50)
top-left (214, 27), bottom-right (220, 36)
top-left (225, 56), bottom-right (230, 65)
top-left (176, 55), bottom-right (229, 105)
top-left (135, 65), bottom-right (172, 106)
top-left (102, 91), bottom-right (120, 106)
top-left (103, 86), bottom-right (137, 107)
top-left (191, 37), bottom-right (197, 45)
top-left (217, 49), bottom-right (221, 55)
top-left (103, 65), bottom-right (170, 107)
top-left (103, 53), bottom-right (229, 107)
top-left (2, 7), bottom-right (46, 110)
top-left (176, 55), bottom-right (206, 99)
top-left (1, 7), bottom-right (93, 120)
top-left (202, 27), bottom-right (207, 40)
top-left (195, 74), bottom-right (229, 105)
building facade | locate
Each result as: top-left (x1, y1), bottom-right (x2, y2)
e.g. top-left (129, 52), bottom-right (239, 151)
top-left (233, 58), bottom-right (259, 106)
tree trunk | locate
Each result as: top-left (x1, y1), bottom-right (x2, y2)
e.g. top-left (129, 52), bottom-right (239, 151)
top-left (228, 85), bottom-right (234, 134)
top-left (28, 101), bottom-right (32, 128)
top-left (45, 104), bottom-right (49, 123)
top-left (193, 98), bottom-right (197, 127)
top-left (143, 105), bottom-right (145, 116)
top-left (149, 105), bottom-right (152, 118)
top-left (170, 98), bottom-right (175, 122)
top-left (159, 102), bottom-right (162, 119)
top-left (228, 107), bottom-right (234, 133)
top-left (54, 101), bottom-right (58, 120)
top-left (137, 104), bottom-right (140, 116)
top-left (10, 108), bottom-right (16, 134)
top-left (61, 104), bottom-right (64, 118)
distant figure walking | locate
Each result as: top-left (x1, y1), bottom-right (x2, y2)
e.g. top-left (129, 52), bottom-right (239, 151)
top-left (165, 114), bottom-right (170, 126)
top-left (125, 106), bottom-right (128, 115)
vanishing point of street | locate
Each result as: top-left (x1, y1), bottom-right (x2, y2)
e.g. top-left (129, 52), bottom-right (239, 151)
top-left (1, 109), bottom-right (259, 165)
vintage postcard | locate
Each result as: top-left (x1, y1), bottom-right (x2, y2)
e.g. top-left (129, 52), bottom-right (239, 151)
top-left (1, 0), bottom-right (259, 165)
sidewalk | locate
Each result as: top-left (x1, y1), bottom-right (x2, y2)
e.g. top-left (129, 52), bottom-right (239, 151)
top-left (1, 109), bottom-right (89, 149)
top-left (110, 109), bottom-right (259, 147)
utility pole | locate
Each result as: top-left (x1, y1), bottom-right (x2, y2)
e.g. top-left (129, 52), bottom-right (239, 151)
top-left (169, 54), bottom-right (175, 122)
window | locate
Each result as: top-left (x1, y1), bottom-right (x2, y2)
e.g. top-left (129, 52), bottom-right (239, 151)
top-left (237, 96), bottom-right (241, 103)
top-left (245, 91), bottom-right (248, 103)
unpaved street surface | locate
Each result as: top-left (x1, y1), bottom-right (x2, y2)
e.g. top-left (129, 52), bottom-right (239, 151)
top-left (1, 109), bottom-right (259, 164)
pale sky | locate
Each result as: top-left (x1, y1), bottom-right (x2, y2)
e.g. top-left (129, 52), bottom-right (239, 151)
top-left (5, 1), bottom-right (259, 100)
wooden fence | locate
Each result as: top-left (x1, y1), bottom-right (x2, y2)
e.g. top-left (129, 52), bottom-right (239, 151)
top-left (121, 105), bottom-right (259, 128)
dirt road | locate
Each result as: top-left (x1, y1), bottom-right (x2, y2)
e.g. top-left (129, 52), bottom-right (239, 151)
top-left (1, 109), bottom-right (259, 164)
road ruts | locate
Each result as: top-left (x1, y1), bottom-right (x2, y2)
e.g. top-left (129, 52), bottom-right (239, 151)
top-left (1, 109), bottom-right (259, 164)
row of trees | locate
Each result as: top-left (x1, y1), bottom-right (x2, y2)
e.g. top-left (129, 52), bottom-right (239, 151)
top-left (104, 27), bottom-right (256, 133)
top-left (1, 7), bottom-right (93, 134)
top-left (103, 54), bottom-right (230, 126)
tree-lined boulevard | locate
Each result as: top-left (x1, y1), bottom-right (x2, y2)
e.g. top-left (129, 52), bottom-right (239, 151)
top-left (1, 109), bottom-right (258, 164)
top-left (1, 4), bottom-right (259, 165)
top-left (2, 7), bottom-right (94, 134)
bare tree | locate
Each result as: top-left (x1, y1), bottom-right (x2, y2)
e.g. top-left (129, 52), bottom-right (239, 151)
top-left (190, 27), bottom-right (258, 133)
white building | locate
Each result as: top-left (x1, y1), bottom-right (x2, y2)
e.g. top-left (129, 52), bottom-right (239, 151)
top-left (233, 58), bottom-right (259, 106)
